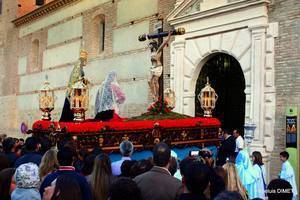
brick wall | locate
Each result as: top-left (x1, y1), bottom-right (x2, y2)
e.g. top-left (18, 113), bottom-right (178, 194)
top-left (268, 0), bottom-right (300, 179)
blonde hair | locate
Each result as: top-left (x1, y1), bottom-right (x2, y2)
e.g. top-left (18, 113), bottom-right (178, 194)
top-left (39, 149), bottom-right (59, 180)
top-left (90, 154), bottom-right (113, 200)
top-left (223, 162), bottom-right (249, 200)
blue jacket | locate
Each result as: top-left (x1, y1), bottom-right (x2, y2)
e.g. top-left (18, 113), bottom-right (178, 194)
top-left (14, 152), bottom-right (42, 168)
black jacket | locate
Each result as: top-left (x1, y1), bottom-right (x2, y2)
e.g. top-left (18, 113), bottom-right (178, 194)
top-left (216, 135), bottom-right (236, 166)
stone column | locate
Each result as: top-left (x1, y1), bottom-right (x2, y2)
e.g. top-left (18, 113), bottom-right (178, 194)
top-left (249, 25), bottom-right (268, 149)
top-left (170, 39), bottom-right (185, 114)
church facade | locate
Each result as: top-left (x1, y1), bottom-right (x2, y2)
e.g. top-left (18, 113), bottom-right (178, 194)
top-left (0, 0), bottom-right (299, 181)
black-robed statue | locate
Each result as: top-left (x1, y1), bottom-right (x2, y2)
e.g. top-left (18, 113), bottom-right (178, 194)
top-left (59, 50), bottom-right (88, 122)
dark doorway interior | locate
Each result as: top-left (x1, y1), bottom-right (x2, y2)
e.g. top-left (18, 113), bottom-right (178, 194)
top-left (195, 53), bottom-right (246, 132)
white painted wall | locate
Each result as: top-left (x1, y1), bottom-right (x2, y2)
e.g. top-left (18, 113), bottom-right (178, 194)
top-left (113, 21), bottom-right (149, 53)
top-left (47, 16), bottom-right (83, 46)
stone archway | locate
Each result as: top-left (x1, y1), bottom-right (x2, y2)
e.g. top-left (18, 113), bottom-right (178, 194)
top-left (195, 53), bottom-right (246, 132)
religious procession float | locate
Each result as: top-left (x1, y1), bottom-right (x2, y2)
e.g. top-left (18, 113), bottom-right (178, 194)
top-left (31, 28), bottom-right (221, 152)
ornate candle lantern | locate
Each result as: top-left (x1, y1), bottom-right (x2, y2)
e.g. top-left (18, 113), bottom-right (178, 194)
top-left (70, 79), bottom-right (89, 122)
top-left (39, 75), bottom-right (55, 120)
top-left (164, 88), bottom-right (176, 109)
top-left (197, 77), bottom-right (218, 117)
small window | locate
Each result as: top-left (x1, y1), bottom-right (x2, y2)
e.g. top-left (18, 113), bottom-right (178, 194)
top-left (0, 0), bottom-right (2, 15)
top-left (93, 14), bottom-right (105, 54)
top-left (99, 20), bottom-right (105, 52)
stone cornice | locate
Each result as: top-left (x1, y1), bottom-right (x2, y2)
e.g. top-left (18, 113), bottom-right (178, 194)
top-left (12, 0), bottom-right (81, 27)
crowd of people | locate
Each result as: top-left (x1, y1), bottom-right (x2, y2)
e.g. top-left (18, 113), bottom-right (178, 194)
top-left (0, 130), bottom-right (298, 200)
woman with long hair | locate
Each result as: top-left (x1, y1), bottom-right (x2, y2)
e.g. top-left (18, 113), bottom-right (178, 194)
top-left (43, 174), bottom-right (82, 200)
top-left (39, 149), bottom-right (59, 181)
top-left (223, 162), bottom-right (248, 200)
top-left (90, 153), bottom-right (114, 200)
top-left (252, 151), bottom-right (266, 199)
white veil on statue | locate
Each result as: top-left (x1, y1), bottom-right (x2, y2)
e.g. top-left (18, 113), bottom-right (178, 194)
top-left (95, 71), bottom-right (125, 116)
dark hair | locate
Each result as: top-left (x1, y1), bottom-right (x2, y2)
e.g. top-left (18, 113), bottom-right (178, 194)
top-left (0, 153), bottom-right (10, 171)
top-left (120, 160), bottom-right (137, 177)
top-left (2, 137), bottom-right (15, 153)
top-left (280, 151), bottom-right (289, 160)
top-left (120, 141), bottom-right (133, 157)
top-left (91, 147), bottom-right (103, 156)
top-left (0, 168), bottom-right (16, 199)
top-left (267, 179), bottom-right (293, 200)
top-left (130, 159), bottom-right (153, 178)
top-left (184, 161), bottom-right (210, 194)
top-left (81, 154), bottom-right (96, 176)
top-left (179, 156), bottom-right (196, 177)
top-left (57, 147), bottom-right (75, 166)
top-left (168, 157), bottom-right (178, 176)
top-left (214, 191), bottom-right (243, 200)
top-left (153, 142), bottom-right (170, 167)
top-left (25, 137), bottom-right (38, 152)
top-left (252, 151), bottom-right (263, 166)
top-left (51, 175), bottom-right (82, 200)
top-left (108, 177), bottom-right (142, 200)
top-left (19, 138), bottom-right (24, 142)
top-left (149, 40), bottom-right (158, 52)
top-left (40, 137), bottom-right (52, 154)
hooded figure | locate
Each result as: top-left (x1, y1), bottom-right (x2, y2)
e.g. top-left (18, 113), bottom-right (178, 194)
top-left (11, 162), bottom-right (41, 200)
top-left (235, 149), bottom-right (259, 199)
top-left (94, 71), bottom-right (125, 121)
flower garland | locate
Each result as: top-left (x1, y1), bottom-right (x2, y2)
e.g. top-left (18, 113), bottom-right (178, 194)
top-left (147, 99), bottom-right (172, 115)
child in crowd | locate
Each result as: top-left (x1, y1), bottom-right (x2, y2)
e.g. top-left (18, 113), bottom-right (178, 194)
top-left (11, 162), bottom-right (41, 200)
top-left (279, 151), bottom-right (298, 200)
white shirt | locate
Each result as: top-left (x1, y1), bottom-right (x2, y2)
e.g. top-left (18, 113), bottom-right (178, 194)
top-left (235, 135), bottom-right (244, 152)
top-left (280, 160), bottom-right (298, 198)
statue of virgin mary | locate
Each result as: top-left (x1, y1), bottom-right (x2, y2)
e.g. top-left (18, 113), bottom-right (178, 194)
top-left (94, 71), bottom-right (126, 121)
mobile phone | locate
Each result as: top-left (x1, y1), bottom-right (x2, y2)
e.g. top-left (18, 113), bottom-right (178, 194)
top-left (189, 150), bottom-right (200, 157)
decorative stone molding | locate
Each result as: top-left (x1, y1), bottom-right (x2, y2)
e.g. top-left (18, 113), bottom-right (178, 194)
top-left (167, 0), bottom-right (277, 159)
top-left (12, 0), bottom-right (82, 27)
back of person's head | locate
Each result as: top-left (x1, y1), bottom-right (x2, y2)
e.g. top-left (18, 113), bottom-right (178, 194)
top-left (120, 141), bottom-right (134, 157)
top-left (108, 177), bottom-right (142, 200)
top-left (280, 151), bottom-right (289, 160)
top-left (153, 142), bottom-right (171, 167)
top-left (52, 174), bottom-right (82, 200)
top-left (25, 137), bottom-right (38, 152)
top-left (184, 161), bottom-right (210, 194)
top-left (223, 162), bottom-right (248, 200)
top-left (267, 179), bottom-right (293, 200)
top-left (39, 137), bottom-right (52, 154)
top-left (39, 149), bottom-right (59, 179)
top-left (91, 153), bottom-right (112, 200)
top-left (120, 160), bottom-right (137, 177)
top-left (252, 151), bottom-right (263, 166)
top-left (0, 168), bottom-right (15, 200)
top-left (15, 163), bottom-right (40, 189)
top-left (57, 147), bottom-right (75, 166)
top-left (130, 159), bottom-right (153, 178)
top-left (179, 156), bottom-right (196, 177)
top-left (223, 128), bottom-right (231, 136)
top-left (2, 137), bottom-right (15, 153)
top-left (214, 191), bottom-right (243, 200)
top-left (0, 153), bottom-right (10, 171)
top-left (81, 154), bottom-right (96, 176)
top-left (168, 157), bottom-right (178, 176)
top-left (91, 147), bottom-right (103, 156)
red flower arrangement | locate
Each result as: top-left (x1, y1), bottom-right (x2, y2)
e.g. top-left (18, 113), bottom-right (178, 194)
top-left (147, 99), bottom-right (172, 115)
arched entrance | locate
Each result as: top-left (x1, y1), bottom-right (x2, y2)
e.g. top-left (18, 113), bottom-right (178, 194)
top-left (195, 53), bottom-right (246, 132)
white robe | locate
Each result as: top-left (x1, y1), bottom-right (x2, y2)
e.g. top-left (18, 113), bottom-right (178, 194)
top-left (253, 164), bottom-right (266, 199)
top-left (280, 160), bottom-right (298, 199)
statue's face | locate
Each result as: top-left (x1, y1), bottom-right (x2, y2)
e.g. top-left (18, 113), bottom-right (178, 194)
top-left (80, 50), bottom-right (88, 66)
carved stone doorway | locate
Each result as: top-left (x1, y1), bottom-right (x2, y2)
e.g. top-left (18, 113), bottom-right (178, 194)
top-left (195, 53), bottom-right (245, 132)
